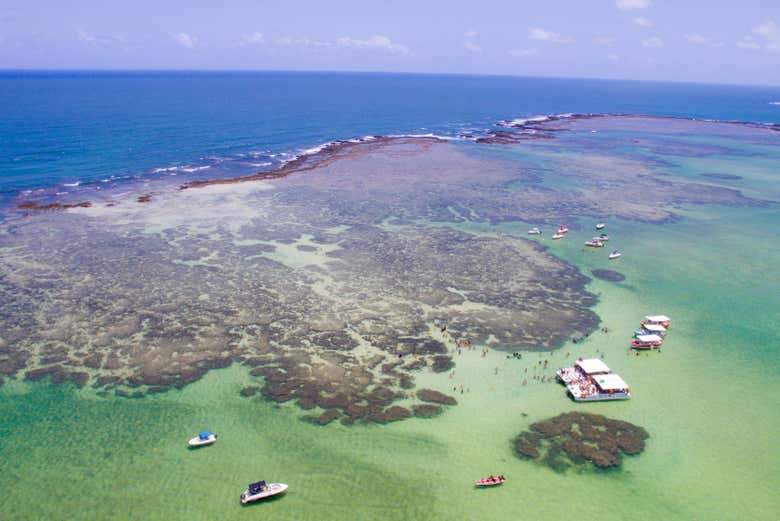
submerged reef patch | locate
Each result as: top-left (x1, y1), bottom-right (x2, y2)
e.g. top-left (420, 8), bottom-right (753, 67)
top-left (513, 412), bottom-right (649, 471)
top-left (4, 116), bottom-right (767, 424)
top-left (591, 269), bottom-right (626, 282)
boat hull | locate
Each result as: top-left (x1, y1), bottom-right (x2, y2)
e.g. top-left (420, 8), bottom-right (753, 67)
top-left (570, 391), bottom-right (631, 402)
top-left (188, 435), bottom-right (217, 447)
top-left (241, 483), bottom-right (288, 504)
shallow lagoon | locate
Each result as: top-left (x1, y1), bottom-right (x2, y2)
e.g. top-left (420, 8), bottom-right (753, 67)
top-left (1, 117), bottom-right (779, 520)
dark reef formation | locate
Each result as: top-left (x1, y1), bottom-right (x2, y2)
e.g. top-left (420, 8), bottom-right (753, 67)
top-left (2, 117), bottom-right (771, 424)
top-left (591, 269), bottom-right (626, 282)
top-left (513, 412), bottom-right (649, 471)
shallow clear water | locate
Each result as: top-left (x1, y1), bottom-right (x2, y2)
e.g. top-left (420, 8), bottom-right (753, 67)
top-left (0, 82), bottom-right (779, 521)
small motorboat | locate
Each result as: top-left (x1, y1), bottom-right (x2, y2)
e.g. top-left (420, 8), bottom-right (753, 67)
top-left (552, 232), bottom-right (565, 240)
top-left (596, 233), bottom-right (609, 241)
top-left (188, 431), bottom-right (217, 447)
top-left (527, 227), bottom-right (541, 235)
top-left (596, 223), bottom-right (606, 230)
top-left (475, 475), bottom-right (505, 487)
top-left (585, 240), bottom-right (604, 248)
top-left (608, 250), bottom-right (622, 259)
top-left (558, 225), bottom-right (569, 234)
top-left (241, 481), bottom-right (288, 504)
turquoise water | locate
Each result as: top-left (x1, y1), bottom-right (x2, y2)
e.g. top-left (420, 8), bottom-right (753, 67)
top-left (0, 75), bottom-right (779, 520)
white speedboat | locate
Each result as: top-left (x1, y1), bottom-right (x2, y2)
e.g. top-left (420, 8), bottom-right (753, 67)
top-left (241, 481), bottom-right (288, 504)
top-left (188, 431), bottom-right (217, 447)
top-left (552, 232), bottom-right (565, 240)
top-left (557, 225), bottom-right (569, 234)
top-left (595, 233), bottom-right (609, 241)
top-left (608, 250), bottom-right (622, 259)
top-left (527, 227), bottom-right (541, 235)
top-left (584, 240), bottom-right (604, 248)
top-left (596, 223), bottom-right (606, 230)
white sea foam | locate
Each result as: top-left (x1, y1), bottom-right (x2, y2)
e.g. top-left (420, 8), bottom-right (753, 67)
top-left (769, 101), bottom-right (780, 106)
top-left (497, 112), bottom-right (581, 127)
top-left (180, 165), bottom-right (211, 173)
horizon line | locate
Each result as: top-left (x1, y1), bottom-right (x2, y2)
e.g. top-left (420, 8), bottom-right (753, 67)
top-left (1, 68), bottom-right (779, 89)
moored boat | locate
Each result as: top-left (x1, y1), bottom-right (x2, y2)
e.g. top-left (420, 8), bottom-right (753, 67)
top-left (596, 233), bottom-right (609, 241)
top-left (556, 358), bottom-right (611, 384)
top-left (188, 431), bottom-right (217, 447)
top-left (608, 250), bottom-right (622, 259)
top-left (552, 232), bottom-right (565, 239)
top-left (596, 223), bottom-right (606, 230)
top-left (475, 475), bottom-right (505, 487)
top-left (631, 334), bottom-right (663, 349)
top-left (567, 373), bottom-right (631, 402)
top-left (527, 227), bottom-right (541, 235)
top-left (641, 315), bottom-right (672, 328)
top-left (585, 240), bottom-right (604, 248)
top-left (557, 224), bottom-right (569, 234)
top-left (240, 481), bottom-right (288, 504)
top-left (638, 323), bottom-right (666, 337)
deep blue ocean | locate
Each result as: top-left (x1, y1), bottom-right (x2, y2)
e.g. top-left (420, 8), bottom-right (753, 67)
top-left (2, 71), bottom-right (779, 208)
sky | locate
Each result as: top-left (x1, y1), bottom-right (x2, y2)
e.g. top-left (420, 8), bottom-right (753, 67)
top-left (1, 0), bottom-right (780, 85)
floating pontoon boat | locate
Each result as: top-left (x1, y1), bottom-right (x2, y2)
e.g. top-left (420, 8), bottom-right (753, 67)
top-left (568, 373), bottom-right (631, 402)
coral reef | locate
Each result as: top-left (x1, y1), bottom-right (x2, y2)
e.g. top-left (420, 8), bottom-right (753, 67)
top-left (513, 412), bottom-right (649, 471)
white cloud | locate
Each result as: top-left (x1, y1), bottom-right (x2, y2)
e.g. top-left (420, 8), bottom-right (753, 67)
top-left (684, 33), bottom-right (723, 48)
top-left (634, 17), bottom-right (653, 28)
top-left (594, 36), bottom-right (616, 46)
top-left (173, 33), bottom-right (197, 49)
top-left (508, 48), bottom-right (538, 57)
top-left (240, 32), bottom-right (264, 45)
top-left (736, 38), bottom-right (760, 50)
top-left (642, 36), bottom-right (663, 48)
top-left (336, 34), bottom-right (410, 54)
top-left (77, 29), bottom-right (96, 43)
top-left (608, 53), bottom-right (620, 61)
top-left (275, 36), bottom-right (331, 48)
top-left (464, 41), bottom-right (482, 53)
top-left (753, 20), bottom-right (780, 52)
top-left (737, 20), bottom-right (780, 52)
top-left (616, 0), bottom-right (652, 10)
top-left (528, 27), bottom-right (573, 43)
top-left (465, 28), bottom-right (478, 38)
top-left (76, 29), bottom-right (124, 46)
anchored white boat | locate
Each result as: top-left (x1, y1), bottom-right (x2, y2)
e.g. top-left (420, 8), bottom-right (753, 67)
top-left (552, 232), bottom-right (565, 239)
top-left (241, 481), bottom-right (288, 504)
top-left (557, 225), bottom-right (569, 234)
top-left (556, 358), bottom-right (611, 384)
top-left (568, 373), bottom-right (631, 402)
top-left (528, 227), bottom-right (541, 235)
top-left (188, 431), bottom-right (217, 447)
top-left (639, 324), bottom-right (666, 337)
top-left (642, 315), bottom-right (672, 328)
top-left (596, 223), bottom-right (606, 230)
top-left (631, 334), bottom-right (664, 349)
top-left (608, 250), bottom-right (622, 259)
top-left (585, 240), bottom-right (604, 248)
top-left (595, 233), bottom-right (609, 241)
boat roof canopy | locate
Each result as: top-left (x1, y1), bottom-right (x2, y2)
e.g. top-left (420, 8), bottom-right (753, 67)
top-left (595, 374), bottom-right (629, 391)
top-left (199, 431), bottom-right (212, 439)
top-left (645, 315), bottom-right (671, 322)
top-left (575, 358), bottom-right (611, 374)
top-left (636, 334), bottom-right (663, 342)
top-left (248, 481), bottom-right (267, 494)
top-left (642, 324), bottom-right (666, 332)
